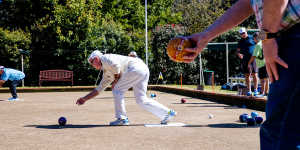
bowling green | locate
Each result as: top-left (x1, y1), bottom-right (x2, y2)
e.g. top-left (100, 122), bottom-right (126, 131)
top-left (0, 91), bottom-right (264, 150)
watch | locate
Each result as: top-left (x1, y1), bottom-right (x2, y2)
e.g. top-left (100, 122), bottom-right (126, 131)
top-left (257, 29), bottom-right (278, 41)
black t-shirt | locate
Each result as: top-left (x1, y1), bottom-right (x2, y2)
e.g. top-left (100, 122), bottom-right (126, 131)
top-left (237, 35), bottom-right (256, 61)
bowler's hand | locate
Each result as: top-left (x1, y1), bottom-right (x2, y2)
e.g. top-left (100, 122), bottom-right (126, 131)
top-left (76, 97), bottom-right (87, 105)
top-left (263, 39), bottom-right (288, 83)
top-left (182, 33), bottom-right (210, 63)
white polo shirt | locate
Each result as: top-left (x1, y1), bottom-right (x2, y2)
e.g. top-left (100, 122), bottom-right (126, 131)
top-left (95, 54), bottom-right (139, 92)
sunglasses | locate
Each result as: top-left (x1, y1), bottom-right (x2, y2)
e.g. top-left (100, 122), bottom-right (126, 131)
top-left (240, 32), bottom-right (246, 35)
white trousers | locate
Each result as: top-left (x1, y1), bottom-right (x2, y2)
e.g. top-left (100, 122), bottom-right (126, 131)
top-left (112, 60), bottom-right (170, 120)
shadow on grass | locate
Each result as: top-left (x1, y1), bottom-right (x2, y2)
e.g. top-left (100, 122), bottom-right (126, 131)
top-left (223, 106), bottom-right (244, 109)
top-left (186, 105), bottom-right (236, 108)
top-left (178, 104), bottom-right (242, 109)
top-left (184, 123), bottom-right (258, 128)
top-left (24, 124), bottom-right (144, 129)
top-left (25, 123), bottom-right (260, 129)
top-left (172, 102), bottom-right (217, 105)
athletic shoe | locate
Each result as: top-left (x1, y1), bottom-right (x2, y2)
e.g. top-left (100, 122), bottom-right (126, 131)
top-left (246, 91), bottom-right (252, 96)
top-left (8, 97), bottom-right (19, 101)
top-left (253, 90), bottom-right (259, 96)
top-left (255, 94), bottom-right (264, 98)
top-left (109, 118), bottom-right (130, 126)
top-left (161, 109), bottom-right (177, 124)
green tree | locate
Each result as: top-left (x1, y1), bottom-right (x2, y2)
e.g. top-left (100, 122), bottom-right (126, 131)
top-left (0, 28), bottom-right (31, 69)
top-left (101, 0), bottom-right (182, 60)
top-left (151, 24), bottom-right (199, 84)
top-left (0, 0), bottom-right (256, 86)
top-left (102, 0), bottom-right (144, 30)
top-left (147, 0), bottom-right (182, 28)
top-left (27, 0), bottom-right (104, 85)
top-left (173, 0), bottom-right (225, 34)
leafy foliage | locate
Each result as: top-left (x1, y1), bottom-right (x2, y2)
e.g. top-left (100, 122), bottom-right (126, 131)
top-left (0, 28), bottom-right (31, 69)
top-left (150, 24), bottom-right (199, 84)
top-left (27, 0), bottom-right (104, 85)
top-left (173, 0), bottom-right (225, 34)
top-left (0, 0), bottom-right (257, 86)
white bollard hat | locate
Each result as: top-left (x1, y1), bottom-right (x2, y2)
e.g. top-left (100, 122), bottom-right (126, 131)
top-left (88, 50), bottom-right (103, 63)
top-left (128, 51), bottom-right (137, 57)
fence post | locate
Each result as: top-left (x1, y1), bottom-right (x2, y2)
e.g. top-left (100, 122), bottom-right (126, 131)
top-left (226, 42), bottom-right (229, 83)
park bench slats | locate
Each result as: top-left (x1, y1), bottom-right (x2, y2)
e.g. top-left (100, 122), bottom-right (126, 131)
top-left (39, 70), bottom-right (73, 86)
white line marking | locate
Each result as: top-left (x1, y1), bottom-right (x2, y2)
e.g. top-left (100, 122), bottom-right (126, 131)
top-left (144, 122), bottom-right (186, 127)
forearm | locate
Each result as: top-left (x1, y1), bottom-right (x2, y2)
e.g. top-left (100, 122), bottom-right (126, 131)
top-left (262, 0), bottom-right (288, 32)
top-left (96, 74), bottom-right (114, 92)
top-left (248, 56), bottom-right (256, 65)
top-left (82, 89), bottom-right (99, 101)
top-left (203, 0), bottom-right (253, 41)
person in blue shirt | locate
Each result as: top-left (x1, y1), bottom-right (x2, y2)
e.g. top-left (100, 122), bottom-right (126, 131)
top-left (0, 66), bottom-right (25, 101)
top-left (236, 27), bottom-right (259, 96)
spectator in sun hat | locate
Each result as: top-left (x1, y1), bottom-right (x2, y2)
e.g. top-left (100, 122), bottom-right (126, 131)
top-left (237, 27), bottom-right (259, 96)
top-left (239, 27), bottom-right (246, 35)
top-left (0, 66), bottom-right (25, 101)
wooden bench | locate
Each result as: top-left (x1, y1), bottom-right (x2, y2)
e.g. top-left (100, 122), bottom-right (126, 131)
top-left (39, 70), bottom-right (73, 86)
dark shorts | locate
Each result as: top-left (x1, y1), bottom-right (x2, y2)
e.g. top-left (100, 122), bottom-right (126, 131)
top-left (241, 59), bottom-right (258, 74)
top-left (258, 66), bottom-right (268, 79)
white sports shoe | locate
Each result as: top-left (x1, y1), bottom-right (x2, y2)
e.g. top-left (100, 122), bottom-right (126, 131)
top-left (161, 109), bottom-right (177, 124)
top-left (8, 97), bottom-right (19, 101)
top-left (109, 118), bottom-right (130, 126)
